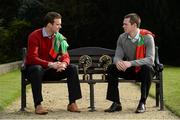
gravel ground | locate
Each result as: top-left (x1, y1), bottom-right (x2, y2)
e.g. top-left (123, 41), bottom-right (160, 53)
top-left (0, 77), bottom-right (179, 119)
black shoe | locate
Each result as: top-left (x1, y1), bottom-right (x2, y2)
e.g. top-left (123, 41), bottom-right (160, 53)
top-left (104, 102), bottom-right (122, 112)
top-left (135, 102), bottom-right (146, 113)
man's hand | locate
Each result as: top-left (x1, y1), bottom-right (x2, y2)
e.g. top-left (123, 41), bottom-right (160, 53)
top-left (116, 61), bottom-right (131, 72)
top-left (48, 62), bottom-right (59, 69)
top-left (48, 62), bottom-right (67, 72)
top-left (56, 62), bottom-right (67, 72)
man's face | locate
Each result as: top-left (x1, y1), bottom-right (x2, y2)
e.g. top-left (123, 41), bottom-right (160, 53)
top-left (51, 18), bottom-right (62, 33)
top-left (122, 18), bottom-right (135, 34)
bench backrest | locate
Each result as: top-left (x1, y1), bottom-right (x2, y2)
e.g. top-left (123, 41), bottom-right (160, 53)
top-left (69, 47), bottom-right (114, 68)
top-left (21, 46), bottom-right (163, 74)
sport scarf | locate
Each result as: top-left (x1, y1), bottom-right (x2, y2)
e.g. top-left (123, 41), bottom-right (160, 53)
top-left (135, 29), bottom-right (155, 72)
top-left (49, 32), bottom-right (69, 59)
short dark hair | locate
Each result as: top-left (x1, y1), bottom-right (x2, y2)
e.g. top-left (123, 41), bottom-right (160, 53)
top-left (43, 12), bottom-right (62, 26)
top-left (124, 13), bottom-right (141, 28)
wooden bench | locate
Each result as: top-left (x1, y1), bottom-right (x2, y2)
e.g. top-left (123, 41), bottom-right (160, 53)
top-left (20, 47), bottom-right (164, 112)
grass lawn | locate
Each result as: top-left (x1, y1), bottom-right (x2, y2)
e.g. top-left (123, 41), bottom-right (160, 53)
top-left (150, 66), bottom-right (180, 117)
top-left (0, 69), bottom-right (20, 111)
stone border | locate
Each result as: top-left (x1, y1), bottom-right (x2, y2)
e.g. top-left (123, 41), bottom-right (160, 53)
top-left (0, 61), bottom-right (22, 75)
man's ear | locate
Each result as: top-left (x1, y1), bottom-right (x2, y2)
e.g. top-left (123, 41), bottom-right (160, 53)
top-left (47, 23), bottom-right (53, 27)
top-left (133, 23), bottom-right (138, 28)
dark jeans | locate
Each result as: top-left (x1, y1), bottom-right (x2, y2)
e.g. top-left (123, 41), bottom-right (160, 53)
top-left (26, 64), bottom-right (82, 107)
top-left (106, 64), bottom-right (154, 104)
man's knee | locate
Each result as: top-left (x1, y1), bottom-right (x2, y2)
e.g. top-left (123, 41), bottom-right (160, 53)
top-left (26, 65), bottom-right (44, 82)
top-left (28, 65), bottom-right (44, 73)
top-left (67, 64), bottom-right (78, 73)
top-left (27, 65), bottom-right (44, 78)
top-left (141, 65), bottom-right (154, 73)
top-left (107, 64), bottom-right (116, 74)
top-left (140, 65), bottom-right (154, 81)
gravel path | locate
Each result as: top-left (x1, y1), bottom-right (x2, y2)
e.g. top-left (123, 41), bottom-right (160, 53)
top-left (0, 78), bottom-right (179, 119)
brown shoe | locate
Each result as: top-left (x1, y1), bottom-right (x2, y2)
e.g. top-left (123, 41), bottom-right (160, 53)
top-left (67, 103), bottom-right (81, 112)
top-left (35, 105), bottom-right (48, 115)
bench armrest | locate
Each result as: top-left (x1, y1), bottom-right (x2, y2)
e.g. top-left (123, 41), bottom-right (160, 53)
top-left (21, 47), bottom-right (27, 71)
top-left (154, 46), bottom-right (163, 72)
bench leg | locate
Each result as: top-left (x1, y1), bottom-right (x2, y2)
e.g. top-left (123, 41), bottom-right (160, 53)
top-left (20, 73), bottom-right (26, 111)
top-left (155, 83), bottom-right (160, 107)
top-left (159, 72), bottom-right (164, 110)
top-left (88, 80), bottom-right (96, 112)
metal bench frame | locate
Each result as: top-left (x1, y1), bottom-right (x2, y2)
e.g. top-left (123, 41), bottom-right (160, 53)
top-left (20, 47), bottom-right (164, 112)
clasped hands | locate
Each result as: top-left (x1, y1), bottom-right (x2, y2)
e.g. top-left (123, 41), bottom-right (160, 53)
top-left (116, 60), bottom-right (131, 72)
top-left (48, 61), bottom-right (67, 72)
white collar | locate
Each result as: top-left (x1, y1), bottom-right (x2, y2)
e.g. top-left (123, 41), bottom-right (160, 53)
top-left (128, 29), bottom-right (140, 43)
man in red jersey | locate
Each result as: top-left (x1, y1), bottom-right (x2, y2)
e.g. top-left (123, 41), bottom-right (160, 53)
top-left (25, 12), bottom-right (82, 114)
